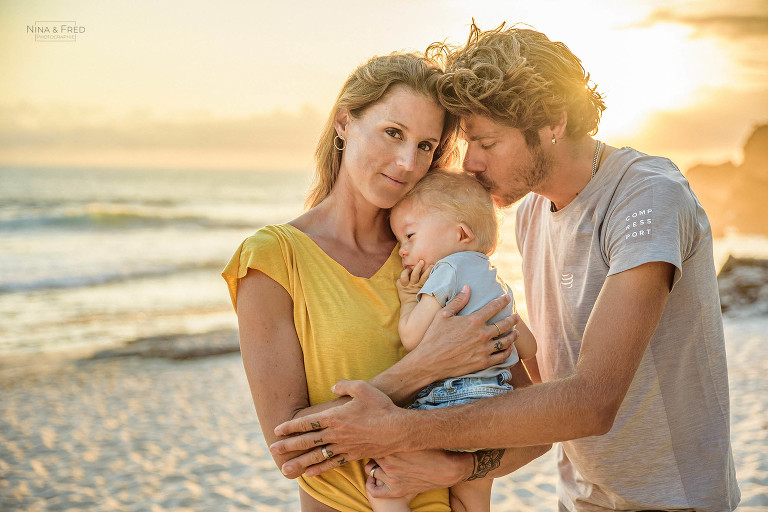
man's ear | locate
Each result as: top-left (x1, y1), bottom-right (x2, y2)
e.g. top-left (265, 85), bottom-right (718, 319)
top-left (540, 111), bottom-right (568, 144)
top-left (457, 222), bottom-right (476, 245)
top-left (552, 111), bottom-right (567, 140)
top-left (334, 108), bottom-right (351, 139)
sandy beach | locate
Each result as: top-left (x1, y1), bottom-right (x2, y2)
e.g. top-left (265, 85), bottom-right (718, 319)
top-left (1, 312), bottom-right (766, 511)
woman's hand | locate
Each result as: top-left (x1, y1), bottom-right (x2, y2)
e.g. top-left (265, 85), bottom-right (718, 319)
top-left (365, 450), bottom-right (473, 498)
top-left (410, 285), bottom-right (520, 384)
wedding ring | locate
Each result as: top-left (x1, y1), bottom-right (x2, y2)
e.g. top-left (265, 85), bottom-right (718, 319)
top-left (322, 447), bottom-right (331, 460)
top-left (492, 322), bottom-right (502, 337)
top-left (369, 466), bottom-right (377, 479)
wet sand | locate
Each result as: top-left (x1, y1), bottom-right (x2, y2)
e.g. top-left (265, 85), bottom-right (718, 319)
top-left (1, 315), bottom-right (766, 511)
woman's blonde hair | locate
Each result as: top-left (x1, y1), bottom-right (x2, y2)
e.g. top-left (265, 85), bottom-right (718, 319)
top-left (428, 21), bottom-right (606, 146)
top-left (307, 53), bottom-right (461, 209)
top-left (394, 169), bottom-right (499, 255)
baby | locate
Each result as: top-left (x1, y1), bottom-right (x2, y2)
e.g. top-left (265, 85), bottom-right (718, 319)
top-left (367, 169), bottom-right (537, 512)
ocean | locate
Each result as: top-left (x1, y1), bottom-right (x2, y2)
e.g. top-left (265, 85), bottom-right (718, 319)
top-left (2, 165), bottom-right (767, 357)
top-left (0, 166), bottom-right (313, 355)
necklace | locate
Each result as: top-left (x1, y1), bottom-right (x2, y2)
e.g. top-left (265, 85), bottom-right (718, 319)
top-left (550, 140), bottom-right (605, 213)
top-left (591, 140), bottom-right (603, 179)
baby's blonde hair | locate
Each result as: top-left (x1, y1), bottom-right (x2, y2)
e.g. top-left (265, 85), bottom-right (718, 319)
top-left (394, 169), bottom-right (499, 255)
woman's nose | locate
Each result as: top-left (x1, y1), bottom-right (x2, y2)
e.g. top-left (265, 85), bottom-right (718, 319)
top-left (397, 147), bottom-right (417, 172)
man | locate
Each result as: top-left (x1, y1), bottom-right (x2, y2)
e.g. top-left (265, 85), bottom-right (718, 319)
top-left (271, 23), bottom-right (740, 511)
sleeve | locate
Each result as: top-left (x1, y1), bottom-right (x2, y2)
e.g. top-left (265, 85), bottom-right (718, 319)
top-left (601, 160), bottom-right (697, 289)
top-left (221, 226), bottom-right (292, 313)
top-left (417, 260), bottom-right (459, 307)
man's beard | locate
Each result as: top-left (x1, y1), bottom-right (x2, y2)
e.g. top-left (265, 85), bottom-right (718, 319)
top-left (476, 144), bottom-right (553, 208)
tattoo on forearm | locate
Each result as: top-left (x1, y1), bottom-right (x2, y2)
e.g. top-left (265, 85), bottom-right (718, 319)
top-left (466, 449), bottom-right (505, 480)
top-left (311, 422), bottom-right (321, 429)
top-left (338, 457), bottom-right (347, 465)
top-left (313, 438), bottom-right (323, 444)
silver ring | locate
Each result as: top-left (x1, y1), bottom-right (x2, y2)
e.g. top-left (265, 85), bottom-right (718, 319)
top-left (369, 466), bottom-right (377, 479)
top-left (322, 447), bottom-right (331, 460)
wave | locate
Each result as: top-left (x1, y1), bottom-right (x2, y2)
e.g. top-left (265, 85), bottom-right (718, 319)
top-left (0, 203), bottom-right (258, 231)
top-left (0, 261), bottom-right (226, 294)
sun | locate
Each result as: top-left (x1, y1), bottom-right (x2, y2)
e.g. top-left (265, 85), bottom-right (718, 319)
top-left (582, 24), bottom-right (732, 140)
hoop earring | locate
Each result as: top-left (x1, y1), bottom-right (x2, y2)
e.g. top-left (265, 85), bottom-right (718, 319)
top-left (334, 135), bottom-right (346, 151)
top-left (551, 134), bottom-right (557, 145)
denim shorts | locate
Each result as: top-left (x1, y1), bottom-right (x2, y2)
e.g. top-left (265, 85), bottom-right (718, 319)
top-left (408, 369), bottom-right (513, 410)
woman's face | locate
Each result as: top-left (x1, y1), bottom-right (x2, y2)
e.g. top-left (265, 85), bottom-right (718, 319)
top-left (336, 84), bottom-right (445, 209)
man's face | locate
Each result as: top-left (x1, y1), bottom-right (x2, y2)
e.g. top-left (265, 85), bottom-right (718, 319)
top-left (461, 114), bottom-right (553, 207)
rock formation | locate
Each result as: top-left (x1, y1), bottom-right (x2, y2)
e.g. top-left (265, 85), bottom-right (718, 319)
top-left (686, 124), bottom-right (768, 236)
top-left (717, 255), bottom-right (768, 316)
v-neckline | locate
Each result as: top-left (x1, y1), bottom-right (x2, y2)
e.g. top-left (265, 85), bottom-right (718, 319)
top-left (283, 224), bottom-right (400, 280)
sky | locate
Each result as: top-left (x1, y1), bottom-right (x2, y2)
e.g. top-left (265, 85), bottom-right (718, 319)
top-left (1, 0), bottom-right (767, 172)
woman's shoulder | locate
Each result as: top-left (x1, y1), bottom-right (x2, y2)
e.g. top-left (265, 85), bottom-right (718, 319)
top-left (224, 224), bottom-right (304, 281)
top-left (223, 224), bottom-right (303, 311)
top-left (241, 223), bottom-right (297, 248)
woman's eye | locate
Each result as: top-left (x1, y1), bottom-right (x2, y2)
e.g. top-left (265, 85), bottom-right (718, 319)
top-left (481, 142), bottom-right (497, 150)
top-left (386, 128), bottom-right (402, 139)
top-left (418, 142), bottom-right (433, 152)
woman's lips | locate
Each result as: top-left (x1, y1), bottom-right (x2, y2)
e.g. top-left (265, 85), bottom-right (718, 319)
top-left (381, 173), bottom-right (405, 185)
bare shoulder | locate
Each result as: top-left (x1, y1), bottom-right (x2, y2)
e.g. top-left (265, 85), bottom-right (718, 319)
top-left (287, 207), bottom-right (323, 236)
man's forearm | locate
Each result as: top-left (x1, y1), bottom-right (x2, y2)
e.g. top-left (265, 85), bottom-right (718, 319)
top-left (466, 445), bottom-right (551, 481)
top-left (401, 375), bottom-right (605, 452)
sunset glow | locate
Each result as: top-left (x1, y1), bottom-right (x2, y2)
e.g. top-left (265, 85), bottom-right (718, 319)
top-left (1, 0), bottom-right (766, 172)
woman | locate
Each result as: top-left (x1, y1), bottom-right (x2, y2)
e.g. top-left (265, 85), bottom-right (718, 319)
top-left (222, 52), bottom-right (519, 511)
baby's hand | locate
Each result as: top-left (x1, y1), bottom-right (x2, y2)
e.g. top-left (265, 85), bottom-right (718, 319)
top-left (396, 260), bottom-right (432, 305)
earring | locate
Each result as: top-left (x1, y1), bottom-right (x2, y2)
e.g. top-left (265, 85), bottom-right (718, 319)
top-left (334, 135), bottom-right (346, 151)
top-left (551, 134), bottom-right (557, 145)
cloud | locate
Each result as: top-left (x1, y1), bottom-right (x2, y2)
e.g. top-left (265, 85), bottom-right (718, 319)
top-left (0, 103), bottom-right (326, 170)
top-left (626, 86), bottom-right (768, 170)
top-left (636, 9), bottom-right (768, 39)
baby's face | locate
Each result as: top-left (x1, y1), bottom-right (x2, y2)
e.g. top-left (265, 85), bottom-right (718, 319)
top-left (390, 202), bottom-right (465, 269)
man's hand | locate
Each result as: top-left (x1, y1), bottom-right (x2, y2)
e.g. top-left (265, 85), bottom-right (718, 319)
top-left (271, 380), bottom-right (410, 477)
top-left (396, 260), bottom-right (431, 305)
top-left (365, 450), bottom-right (472, 498)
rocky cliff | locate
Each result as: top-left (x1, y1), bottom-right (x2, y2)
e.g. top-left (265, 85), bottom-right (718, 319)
top-left (686, 124), bottom-right (768, 236)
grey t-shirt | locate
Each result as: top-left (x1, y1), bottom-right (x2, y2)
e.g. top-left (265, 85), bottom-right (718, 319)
top-left (516, 148), bottom-right (740, 511)
top-left (418, 251), bottom-right (520, 378)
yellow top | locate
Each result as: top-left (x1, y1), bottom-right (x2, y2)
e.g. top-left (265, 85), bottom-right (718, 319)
top-left (222, 224), bottom-right (449, 512)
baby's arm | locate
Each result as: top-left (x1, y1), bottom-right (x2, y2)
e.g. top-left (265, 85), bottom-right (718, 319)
top-left (396, 262), bottom-right (442, 351)
top-left (513, 319), bottom-right (540, 383)
top-left (513, 319), bottom-right (536, 360)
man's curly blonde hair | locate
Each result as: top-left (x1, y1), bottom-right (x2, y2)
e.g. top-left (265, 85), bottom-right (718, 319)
top-left (427, 21), bottom-right (606, 146)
